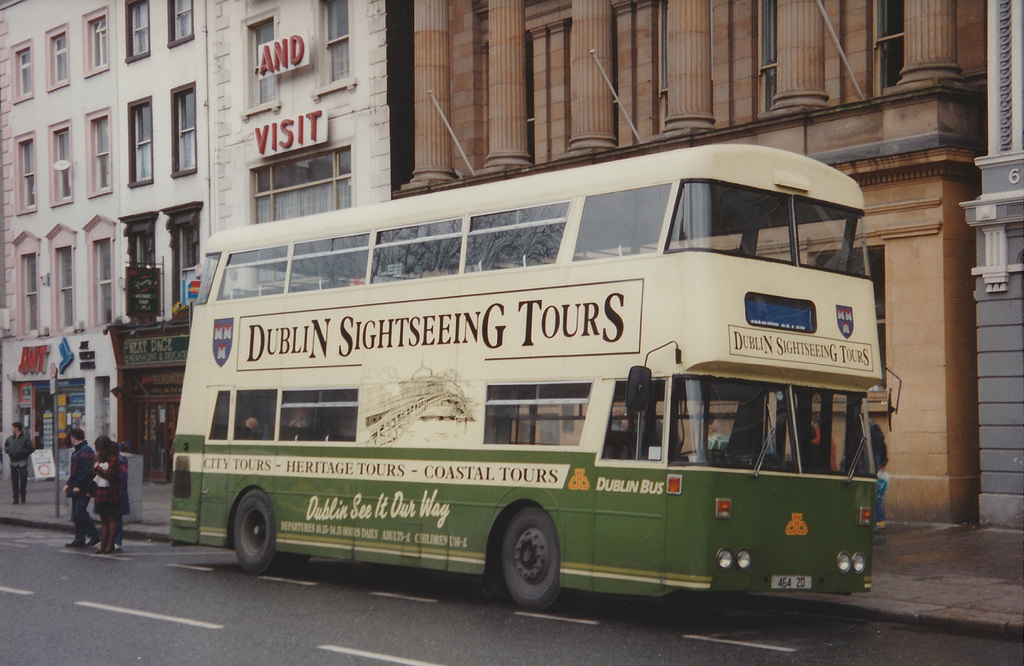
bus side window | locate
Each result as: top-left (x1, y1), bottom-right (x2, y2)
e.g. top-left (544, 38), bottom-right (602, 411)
top-left (603, 379), bottom-right (664, 461)
top-left (209, 391), bottom-right (230, 441)
top-left (233, 389), bottom-right (278, 441)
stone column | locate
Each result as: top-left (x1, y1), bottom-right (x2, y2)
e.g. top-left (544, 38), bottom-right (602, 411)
top-left (661, 0), bottom-right (714, 134)
top-left (485, 0), bottom-right (531, 170)
top-left (568, 0), bottom-right (616, 152)
top-left (410, 0), bottom-right (456, 185)
top-left (772, 0), bottom-right (828, 110)
top-left (900, 0), bottom-right (961, 85)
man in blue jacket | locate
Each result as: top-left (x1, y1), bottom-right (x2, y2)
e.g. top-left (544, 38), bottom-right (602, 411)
top-left (63, 428), bottom-right (100, 547)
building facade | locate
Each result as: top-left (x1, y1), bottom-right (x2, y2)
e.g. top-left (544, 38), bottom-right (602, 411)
top-left (1, 0), bottom-right (123, 476)
top-left (388, 0), bottom-right (988, 522)
top-left (961, 0), bottom-right (1024, 529)
top-left (209, 0), bottom-right (392, 234)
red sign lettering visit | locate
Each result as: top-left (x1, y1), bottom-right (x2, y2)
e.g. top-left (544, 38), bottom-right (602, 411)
top-left (255, 110), bottom-right (327, 157)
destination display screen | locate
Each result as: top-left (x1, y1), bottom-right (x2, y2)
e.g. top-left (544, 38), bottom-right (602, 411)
top-left (744, 292), bottom-right (816, 333)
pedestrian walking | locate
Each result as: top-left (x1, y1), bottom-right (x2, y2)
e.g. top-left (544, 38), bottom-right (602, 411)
top-left (870, 420), bottom-right (890, 531)
top-left (4, 422), bottom-right (34, 504)
top-left (63, 427), bottom-right (100, 548)
top-left (91, 436), bottom-right (121, 554)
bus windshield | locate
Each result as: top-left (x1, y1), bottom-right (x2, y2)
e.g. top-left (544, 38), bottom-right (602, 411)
top-left (666, 376), bottom-right (872, 476)
top-left (667, 181), bottom-right (868, 277)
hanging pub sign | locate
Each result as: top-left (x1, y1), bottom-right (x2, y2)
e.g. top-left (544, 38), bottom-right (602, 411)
top-left (127, 266), bottom-right (160, 318)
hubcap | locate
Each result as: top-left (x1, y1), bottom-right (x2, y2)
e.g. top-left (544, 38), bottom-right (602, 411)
top-left (513, 527), bottom-right (547, 582)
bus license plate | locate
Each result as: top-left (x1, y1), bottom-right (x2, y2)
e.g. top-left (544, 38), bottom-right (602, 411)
top-left (771, 575), bottom-right (812, 590)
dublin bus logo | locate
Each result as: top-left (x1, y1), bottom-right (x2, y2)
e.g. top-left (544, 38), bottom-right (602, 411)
top-left (213, 318), bottom-right (234, 366)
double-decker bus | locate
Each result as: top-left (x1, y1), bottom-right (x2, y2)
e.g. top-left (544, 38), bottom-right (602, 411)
top-left (170, 145), bottom-right (882, 610)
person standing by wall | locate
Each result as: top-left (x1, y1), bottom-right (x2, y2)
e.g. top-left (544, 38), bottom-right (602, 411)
top-left (63, 428), bottom-right (100, 548)
top-left (4, 422), bottom-right (34, 504)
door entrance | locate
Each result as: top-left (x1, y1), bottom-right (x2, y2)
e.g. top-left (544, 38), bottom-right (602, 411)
top-left (138, 401), bottom-right (179, 482)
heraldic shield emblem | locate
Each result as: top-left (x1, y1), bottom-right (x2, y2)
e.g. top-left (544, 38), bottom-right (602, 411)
top-left (213, 318), bottom-right (234, 367)
top-left (836, 305), bottom-right (854, 339)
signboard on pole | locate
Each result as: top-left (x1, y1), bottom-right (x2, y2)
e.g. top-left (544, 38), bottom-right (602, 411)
top-left (31, 449), bottom-right (55, 480)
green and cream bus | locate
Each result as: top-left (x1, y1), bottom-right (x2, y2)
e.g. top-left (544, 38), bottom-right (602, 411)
top-left (170, 144), bottom-right (882, 610)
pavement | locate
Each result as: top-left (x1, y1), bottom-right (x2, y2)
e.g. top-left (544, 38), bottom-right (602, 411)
top-left (1, 477), bottom-right (1021, 641)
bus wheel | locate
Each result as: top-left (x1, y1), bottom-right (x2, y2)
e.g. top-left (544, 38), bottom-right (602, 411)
top-left (234, 490), bottom-right (277, 574)
top-left (501, 507), bottom-right (562, 611)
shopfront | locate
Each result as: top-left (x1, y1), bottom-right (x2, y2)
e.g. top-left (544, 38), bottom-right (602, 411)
top-left (108, 322), bottom-right (189, 482)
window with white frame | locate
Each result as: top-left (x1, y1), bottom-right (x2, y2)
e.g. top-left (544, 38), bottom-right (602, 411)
top-left (16, 136), bottom-right (37, 212)
top-left (127, 0), bottom-right (151, 60)
top-left (85, 10), bottom-right (109, 76)
top-left (88, 112), bottom-right (112, 195)
top-left (169, 0), bottom-right (194, 45)
top-left (172, 84), bottom-right (197, 175)
top-left (48, 27), bottom-right (69, 90)
top-left (56, 246), bottom-right (75, 330)
top-left (876, 0), bottom-right (904, 89)
top-left (22, 253), bottom-right (39, 333)
top-left (95, 238), bottom-right (114, 325)
top-left (14, 43), bottom-right (33, 101)
top-left (164, 202), bottom-right (202, 303)
top-left (51, 124), bottom-right (73, 204)
top-left (254, 148), bottom-right (352, 223)
top-left (325, 0), bottom-right (349, 82)
top-left (128, 98), bottom-right (153, 185)
top-left (252, 20), bottom-right (276, 105)
top-left (759, 0), bottom-right (778, 112)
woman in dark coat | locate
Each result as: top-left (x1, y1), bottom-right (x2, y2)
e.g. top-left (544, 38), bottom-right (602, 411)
top-left (91, 436), bottom-right (121, 554)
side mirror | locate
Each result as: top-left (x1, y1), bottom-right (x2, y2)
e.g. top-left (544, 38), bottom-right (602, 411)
top-left (625, 366), bottom-right (652, 412)
top-left (887, 388), bottom-right (895, 431)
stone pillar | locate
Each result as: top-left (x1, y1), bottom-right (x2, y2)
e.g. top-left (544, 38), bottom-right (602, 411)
top-left (900, 0), bottom-right (962, 85)
top-left (772, 0), bottom-right (828, 110)
top-left (411, 0), bottom-right (456, 185)
top-left (661, 0), bottom-right (714, 134)
top-left (485, 0), bottom-right (531, 170)
top-left (568, 0), bottom-right (616, 152)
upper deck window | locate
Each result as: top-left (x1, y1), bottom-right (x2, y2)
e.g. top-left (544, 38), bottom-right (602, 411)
top-left (466, 202), bottom-right (569, 272)
top-left (667, 181), bottom-right (867, 277)
top-left (573, 185), bottom-right (670, 261)
top-left (371, 219), bottom-right (462, 283)
top-left (290, 233), bottom-right (368, 292)
top-left (218, 245), bottom-right (288, 300)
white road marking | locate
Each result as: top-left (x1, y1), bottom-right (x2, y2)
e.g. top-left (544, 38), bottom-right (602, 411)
top-left (370, 591), bottom-right (438, 603)
top-left (318, 645), bottom-right (446, 666)
top-left (515, 611), bottom-right (600, 626)
top-left (683, 634), bottom-right (796, 653)
top-left (258, 575), bottom-right (318, 586)
top-left (75, 601), bottom-right (223, 629)
top-left (167, 563), bottom-right (215, 572)
top-left (0, 586), bottom-right (34, 596)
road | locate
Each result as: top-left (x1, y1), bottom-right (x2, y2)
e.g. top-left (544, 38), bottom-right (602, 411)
top-left (1, 527), bottom-right (1019, 665)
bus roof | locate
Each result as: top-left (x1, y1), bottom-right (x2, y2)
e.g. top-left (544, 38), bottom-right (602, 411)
top-left (208, 144), bottom-right (863, 254)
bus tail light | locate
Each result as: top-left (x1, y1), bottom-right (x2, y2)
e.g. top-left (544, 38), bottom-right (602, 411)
top-left (667, 475), bottom-right (682, 495)
top-left (859, 506), bottom-right (872, 526)
top-left (715, 498), bottom-right (732, 519)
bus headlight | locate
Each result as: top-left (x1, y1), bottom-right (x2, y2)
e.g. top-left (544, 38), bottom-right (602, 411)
top-left (717, 548), bottom-right (734, 570)
top-left (735, 549), bottom-right (752, 571)
top-left (836, 551), bottom-right (852, 574)
top-left (852, 552), bottom-right (866, 574)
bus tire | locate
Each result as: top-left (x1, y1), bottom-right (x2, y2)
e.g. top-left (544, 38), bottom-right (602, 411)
top-left (234, 490), bottom-right (278, 574)
top-left (501, 507), bottom-right (562, 611)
